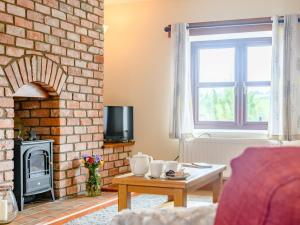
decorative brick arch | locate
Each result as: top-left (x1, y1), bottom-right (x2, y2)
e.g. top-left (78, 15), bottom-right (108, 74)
top-left (3, 55), bottom-right (67, 96)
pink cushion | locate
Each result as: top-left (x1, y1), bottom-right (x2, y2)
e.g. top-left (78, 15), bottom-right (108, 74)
top-left (214, 147), bottom-right (300, 225)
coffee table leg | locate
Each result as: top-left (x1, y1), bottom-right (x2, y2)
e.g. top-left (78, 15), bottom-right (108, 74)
top-left (167, 195), bottom-right (174, 202)
top-left (212, 173), bottom-right (223, 203)
top-left (173, 189), bottom-right (187, 207)
top-left (118, 184), bottom-right (131, 211)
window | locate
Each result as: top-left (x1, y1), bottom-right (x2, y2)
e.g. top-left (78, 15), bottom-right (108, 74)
top-left (191, 35), bottom-right (272, 130)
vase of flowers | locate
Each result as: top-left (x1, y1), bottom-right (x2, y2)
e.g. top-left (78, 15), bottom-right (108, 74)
top-left (82, 155), bottom-right (104, 197)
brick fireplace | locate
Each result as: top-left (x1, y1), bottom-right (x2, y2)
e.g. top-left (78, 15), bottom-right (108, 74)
top-left (0, 0), bottom-right (108, 198)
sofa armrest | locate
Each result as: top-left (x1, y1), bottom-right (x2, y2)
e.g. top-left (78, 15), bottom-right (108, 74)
top-left (110, 204), bottom-right (217, 225)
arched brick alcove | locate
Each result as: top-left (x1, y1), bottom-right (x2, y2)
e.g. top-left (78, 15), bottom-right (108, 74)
top-left (3, 55), bottom-right (67, 97)
top-left (2, 54), bottom-right (68, 198)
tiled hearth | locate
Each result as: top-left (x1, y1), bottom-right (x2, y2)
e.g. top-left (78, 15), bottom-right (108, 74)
top-left (11, 192), bottom-right (119, 225)
top-left (0, 0), bottom-right (130, 206)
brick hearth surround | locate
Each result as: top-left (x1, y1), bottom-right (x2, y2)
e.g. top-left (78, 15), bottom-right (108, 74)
top-left (0, 0), bottom-right (132, 198)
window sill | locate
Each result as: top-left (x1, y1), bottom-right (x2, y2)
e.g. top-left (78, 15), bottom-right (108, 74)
top-left (192, 129), bottom-right (268, 140)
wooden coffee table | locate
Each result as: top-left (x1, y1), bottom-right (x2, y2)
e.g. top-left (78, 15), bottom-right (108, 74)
top-left (112, 164), bottom-right (226, 211)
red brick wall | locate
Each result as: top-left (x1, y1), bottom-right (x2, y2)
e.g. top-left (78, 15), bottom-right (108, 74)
top-left (0, 0), bottom-right (104, 198)
top-left (14, 97), bottom-right (61, 141)
top-left (101, 144), bottom-right (132, 187)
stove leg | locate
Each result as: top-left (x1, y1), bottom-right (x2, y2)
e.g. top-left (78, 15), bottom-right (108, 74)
top-left (17, 196), bottom-right (24, 211)
top-left (50, 189), bottom-right (55, 201)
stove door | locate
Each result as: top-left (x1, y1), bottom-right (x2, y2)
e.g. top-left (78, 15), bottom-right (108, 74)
top-left (23, 146), bottom-right (51, 194)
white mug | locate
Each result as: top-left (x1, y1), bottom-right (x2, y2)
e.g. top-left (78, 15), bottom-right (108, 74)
top-left (150, 160), bottom-right (164, 178)
top-left (164, 161), bottom-right (180, 172)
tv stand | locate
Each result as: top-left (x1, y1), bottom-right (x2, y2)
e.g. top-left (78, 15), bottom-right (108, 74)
top-left (103, 140), bottom-right (135, 148)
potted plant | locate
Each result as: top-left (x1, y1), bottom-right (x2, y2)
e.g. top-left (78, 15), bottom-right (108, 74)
top-left (82, 155), bottom-right (104, 197)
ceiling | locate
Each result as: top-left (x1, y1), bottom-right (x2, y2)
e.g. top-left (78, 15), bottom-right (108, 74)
top-left (105, 0), bottom-right (153, 5)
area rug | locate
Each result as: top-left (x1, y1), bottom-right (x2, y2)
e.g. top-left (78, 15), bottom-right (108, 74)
top-left (66, 193), bottom-right (212, 225)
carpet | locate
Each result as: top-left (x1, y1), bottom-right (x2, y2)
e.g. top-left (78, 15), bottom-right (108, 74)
top-left (66, 192), bottom-right (212, 225)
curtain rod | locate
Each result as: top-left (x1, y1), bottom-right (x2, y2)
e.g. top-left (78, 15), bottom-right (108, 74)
top-left (164, 17), bottom-right (300, 33)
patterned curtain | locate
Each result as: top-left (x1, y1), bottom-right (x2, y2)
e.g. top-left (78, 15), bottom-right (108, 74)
top-left (269, 15), bottom-right (300, 141)
top-left (169, 23), bottom-right (194, 139)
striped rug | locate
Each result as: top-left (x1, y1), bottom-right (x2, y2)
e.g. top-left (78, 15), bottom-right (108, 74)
top-left (66, 191), bottom-right (212, 225)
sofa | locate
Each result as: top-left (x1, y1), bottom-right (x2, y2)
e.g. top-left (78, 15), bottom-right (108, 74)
top-left (110, 147), bottom-right (300, 225)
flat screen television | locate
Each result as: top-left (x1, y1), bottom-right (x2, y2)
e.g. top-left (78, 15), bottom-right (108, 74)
top-left (104, 106), bottom-right (134, 142)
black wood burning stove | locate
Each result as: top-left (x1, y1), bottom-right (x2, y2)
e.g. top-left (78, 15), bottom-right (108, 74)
top-left (14, 140), bottom-right (55, 211)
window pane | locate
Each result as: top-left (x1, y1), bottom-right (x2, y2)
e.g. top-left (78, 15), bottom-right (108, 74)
top-left (246, 86), bottom-right (270, 122)
top-left (247, 46), bottom-right (272, 81)
top-left (198, 48), bottom-right (235, 82)
top-left (198, 87), bottom-right (235, 121)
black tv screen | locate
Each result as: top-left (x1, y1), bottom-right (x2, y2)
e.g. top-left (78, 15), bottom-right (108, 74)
top-left (104, 106), bottom-right (133, 142)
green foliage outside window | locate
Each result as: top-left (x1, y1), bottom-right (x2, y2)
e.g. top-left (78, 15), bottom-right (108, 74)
top-left (198, 88), bottom-right (269, 122)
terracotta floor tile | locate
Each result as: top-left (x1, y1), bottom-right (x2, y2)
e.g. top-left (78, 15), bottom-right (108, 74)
top-left (9, 192), bottom-right (118, 225)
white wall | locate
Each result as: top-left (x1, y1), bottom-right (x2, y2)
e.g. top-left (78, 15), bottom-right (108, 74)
top-left (104, 0), bottom-right (300, 160)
